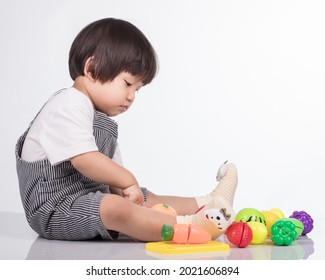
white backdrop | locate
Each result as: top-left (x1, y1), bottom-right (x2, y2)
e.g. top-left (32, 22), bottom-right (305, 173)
top-left (1, 0), bottom-right (324, 223)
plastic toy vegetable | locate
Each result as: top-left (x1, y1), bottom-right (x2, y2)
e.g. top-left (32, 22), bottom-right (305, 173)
top-left (271, 219), bottom-right (298, 246)
top-left (289, 211), bottom-right (313, 235)
top-left (161, 224), bottom-right (211, 244)
top-left (281, 218), bottom-right (304, 236)
top-left (225, 222), bottom-right (252, 248)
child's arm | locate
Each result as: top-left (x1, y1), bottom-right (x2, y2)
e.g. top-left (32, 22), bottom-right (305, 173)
top-left (122, 184), bottom-right (144, 205)
top-left (70, 151), bottom-right (143, 204)
top-left (109, 186), bottom-right (123, 196)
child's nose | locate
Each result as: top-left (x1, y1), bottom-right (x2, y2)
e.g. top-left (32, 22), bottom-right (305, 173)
top-left (127, 90), bottom-right (136, 102)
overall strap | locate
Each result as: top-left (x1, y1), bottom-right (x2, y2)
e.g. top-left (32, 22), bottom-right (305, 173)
top-left (27, 88), bottom-right (65, 128)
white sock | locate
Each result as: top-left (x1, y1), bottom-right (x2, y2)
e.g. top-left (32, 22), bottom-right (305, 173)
top-left (195, 163), bottom-right (238, 207)
top-left (176, 197), bottom-right (236, 240)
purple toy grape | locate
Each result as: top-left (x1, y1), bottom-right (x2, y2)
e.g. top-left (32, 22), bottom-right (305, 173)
top-left (289, 211), bottom-right (314, 235)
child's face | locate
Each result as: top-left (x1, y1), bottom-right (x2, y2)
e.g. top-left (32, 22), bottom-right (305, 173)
top-left (88, 72), bottom-right (143, 116)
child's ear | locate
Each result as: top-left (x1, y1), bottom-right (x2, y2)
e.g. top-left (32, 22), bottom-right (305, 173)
top-left (84, 57), bottom-right (96, 81)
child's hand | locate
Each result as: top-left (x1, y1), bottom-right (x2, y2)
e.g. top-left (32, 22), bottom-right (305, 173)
top-left (122, 184), bottom-right (144, 206)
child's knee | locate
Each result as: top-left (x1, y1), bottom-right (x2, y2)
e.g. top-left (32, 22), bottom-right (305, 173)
top-left (99, 194), bottom-right (130, 226)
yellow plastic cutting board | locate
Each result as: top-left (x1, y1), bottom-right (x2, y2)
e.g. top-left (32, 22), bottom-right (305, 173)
top-left (146, 241), bottom-right (230, 255)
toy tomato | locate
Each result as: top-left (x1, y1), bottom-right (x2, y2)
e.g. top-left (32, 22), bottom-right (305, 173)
top-left (161, 224), bottom-right (211, 244)
top-left (225, 222), bottom-right (252, 248)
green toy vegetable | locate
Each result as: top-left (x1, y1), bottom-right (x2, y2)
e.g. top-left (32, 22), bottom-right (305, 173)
top-left (271, 219), bottom-right (298, 246)
top-left (161, 225), bottom-right (174, 241)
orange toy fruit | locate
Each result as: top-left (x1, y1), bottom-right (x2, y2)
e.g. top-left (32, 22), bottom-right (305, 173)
top-left (152, 203), bottom-right (177, 217)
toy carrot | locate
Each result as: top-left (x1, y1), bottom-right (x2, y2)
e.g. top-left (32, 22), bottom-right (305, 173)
top-left (161, 224), bottom-right (211, 244)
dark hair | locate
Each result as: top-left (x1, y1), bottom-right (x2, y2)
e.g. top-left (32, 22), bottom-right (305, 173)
top-left (69, 18), bottom-right (158, 85)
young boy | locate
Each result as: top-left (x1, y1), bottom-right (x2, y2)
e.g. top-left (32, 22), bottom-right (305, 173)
top-left (16, 18), bottom-right (238, 242)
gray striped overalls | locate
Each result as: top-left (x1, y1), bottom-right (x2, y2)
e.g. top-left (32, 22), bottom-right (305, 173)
top-left (16, 107), bottom-right (120, 240)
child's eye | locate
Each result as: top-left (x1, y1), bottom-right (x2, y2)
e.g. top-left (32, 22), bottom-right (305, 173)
top-left (124, 80), bottom-right (132, 87)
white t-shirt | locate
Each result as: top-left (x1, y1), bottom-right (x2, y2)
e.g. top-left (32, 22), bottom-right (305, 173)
top-left (21, 87), bottom-right (122, 166)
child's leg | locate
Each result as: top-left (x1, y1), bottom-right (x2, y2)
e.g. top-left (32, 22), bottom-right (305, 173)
top-left (100, 194), bottom-right (235, 242)
top-left (145, 191), bottom-right (198, 215)
top-left (144, 162), bottom-right (238, 215)
top-left (100, 194), bottom-right (176, 241)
